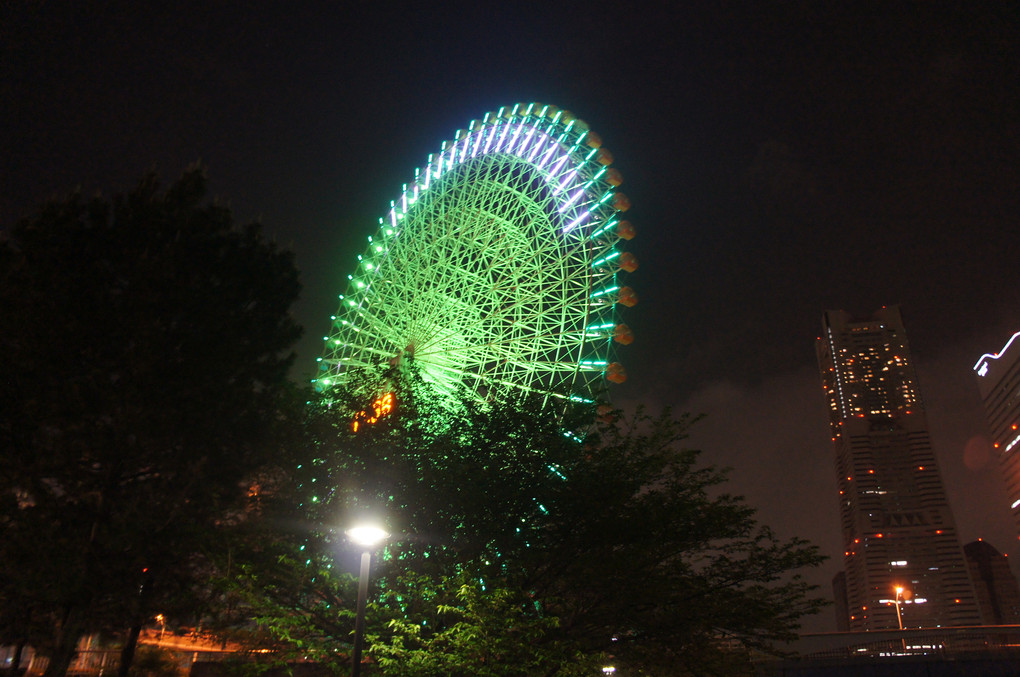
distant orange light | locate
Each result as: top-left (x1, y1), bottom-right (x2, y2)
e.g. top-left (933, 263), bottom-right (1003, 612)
top-left (918, 466), bottom-right (924, 471)
top-left (875, 533), bottom-right (884, 538)
top-left (868, 469), bottom-right (875, 474)
top-left (352, 392), bottom-right (395, 432)
top-left (936, 530), bottom-right (943, 534)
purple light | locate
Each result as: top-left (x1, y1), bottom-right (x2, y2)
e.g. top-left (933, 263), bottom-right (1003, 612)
top-left (495, 123), bottom-right (512, 152)
top-left (558, 186), bottom-right (586, 213)
top-left (471, 129), bottom-right (484, 158)
top-left (562, 210), bottom-right (591, 234)
top-left (483, 125), bottom-right (497, 154)
top-left (507, 123), bottom-right (525, 153)
top-left (536, 144), bottom-right (558, 170)
top-left (518, 124), bottom-right (536, 155)
top-left (546, 154), bottom-right (570, 178)
top-left (528, 132), bottom-right (549, 162)
top-left (553, 167), bottom-right (580, 196)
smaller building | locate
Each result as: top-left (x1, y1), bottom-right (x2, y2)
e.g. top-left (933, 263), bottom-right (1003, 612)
top-left (964, 539), bottom-right (1020, 625)
top-left (831, 571), bottom-right (850, 631)
top-left (973, 330), bottom-right (1020, 536)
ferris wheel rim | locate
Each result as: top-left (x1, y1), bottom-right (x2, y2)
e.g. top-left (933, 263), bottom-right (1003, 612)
top-left (315, 102), bottom-right (636, 405)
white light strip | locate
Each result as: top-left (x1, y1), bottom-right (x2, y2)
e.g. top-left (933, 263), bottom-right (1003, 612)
top-left (974, 330), bottom-right (1020, 373)
top-left (1005, 432), bottom-right (1020, 453)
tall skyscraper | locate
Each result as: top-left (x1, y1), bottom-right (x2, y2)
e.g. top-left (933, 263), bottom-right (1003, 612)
top-left (816, 306), bottom-right (981, 631)
top-left (973, 330), bottom-right (1020, 535)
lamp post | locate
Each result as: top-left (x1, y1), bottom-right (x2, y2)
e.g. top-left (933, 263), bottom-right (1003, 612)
top-left (346, 524), bottom-right (389, 677)
top-left (893, 586), bottom-right (905, 630)
top-left (893, 586), bottom-right (906, 652)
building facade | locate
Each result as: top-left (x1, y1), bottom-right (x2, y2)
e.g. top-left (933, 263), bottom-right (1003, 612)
top-left (973, 330), bottom-right (1020, 536)
top-left (964, 539), bottom-right (1020, 625)
top-left (817, 306), bottom-right (981, 631)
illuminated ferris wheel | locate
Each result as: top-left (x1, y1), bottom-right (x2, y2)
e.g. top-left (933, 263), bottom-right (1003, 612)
top-left (314, 102), bottom-right (638, 405)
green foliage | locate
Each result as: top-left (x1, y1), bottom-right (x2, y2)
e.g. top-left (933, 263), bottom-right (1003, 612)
top-left (368, 572), bottom-right (604, 677)
top-left (236, 370), bottom-right (825, 675)
top-left (128, 646), bottom-right (183, 677)
top-left (0, 166), bottom-right (303, 675)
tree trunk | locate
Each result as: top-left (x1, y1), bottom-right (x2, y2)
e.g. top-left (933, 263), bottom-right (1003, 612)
top-left (42, 608), bottom-right (84, 677)
top-left (10, 640), bottom-right (24, 676)
top-left (117, 624), bottom-right (142, 677)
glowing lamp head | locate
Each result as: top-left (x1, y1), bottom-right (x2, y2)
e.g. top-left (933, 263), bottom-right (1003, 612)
top-left (347, 525), bottom-right (389, 548)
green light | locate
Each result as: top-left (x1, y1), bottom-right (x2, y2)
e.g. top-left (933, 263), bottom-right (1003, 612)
top-left (591, 218), bottom-right (619, 239)
top-left (592, 251), bottom-right (621, 267)
top-left (591, 286), bottom-right (619, 298)
top-left (317, 102), bottom-right (630, 406)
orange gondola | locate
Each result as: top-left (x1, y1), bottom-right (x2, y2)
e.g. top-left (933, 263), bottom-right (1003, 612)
top-left (615, 220), bottom-right (636, 240)
top-left (613, 324), bottom-right (634, 345)
top-left (606, 362), bottom-right (627, 384)
top-left (618, 252), bottom-right (639, 273)
top-left (617, 286), bottom-right (639, 307)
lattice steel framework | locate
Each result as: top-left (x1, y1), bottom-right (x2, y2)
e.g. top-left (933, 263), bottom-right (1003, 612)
top-left (314, 102), bottom-right (637, 405)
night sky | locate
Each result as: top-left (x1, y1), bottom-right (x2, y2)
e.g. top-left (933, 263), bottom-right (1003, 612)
top-left (4, 3), bottom-right (1019, 632)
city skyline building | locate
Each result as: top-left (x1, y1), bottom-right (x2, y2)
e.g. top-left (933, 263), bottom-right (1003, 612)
top-left (964, 539), bottom-right (1020, 625)
top-left (973, 330), bottom-right (1020, 537)
top-left (816, 306), bottom-right (981, 631)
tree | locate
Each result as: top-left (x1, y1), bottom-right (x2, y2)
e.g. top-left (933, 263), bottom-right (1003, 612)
top-left (235, 370), bottom-right (825, 675)
top-left (0, 167), bottom-right (303, 677)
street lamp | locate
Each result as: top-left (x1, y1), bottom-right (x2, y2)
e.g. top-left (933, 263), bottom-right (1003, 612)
top-left (893, 585), bottom-right (909, 652)
top-left (346, 524), bottom-right (389, 677)
top-left (893, 586), bottom-right (905, 631)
